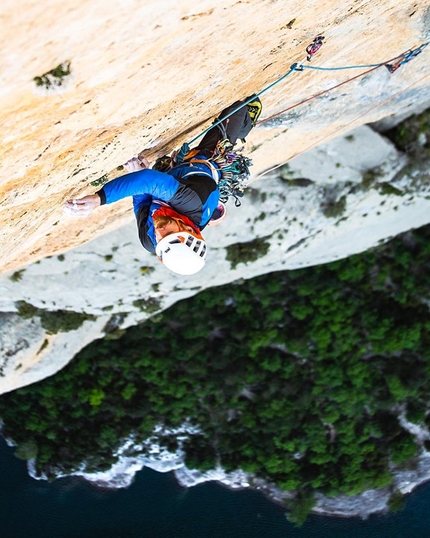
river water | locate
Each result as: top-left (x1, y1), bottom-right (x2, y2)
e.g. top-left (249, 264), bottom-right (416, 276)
top-left (2, 437), bottom-right (430, 538)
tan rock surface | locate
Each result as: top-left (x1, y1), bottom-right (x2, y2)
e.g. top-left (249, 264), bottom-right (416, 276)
top-left (1, 0), bottom-right (430, 273)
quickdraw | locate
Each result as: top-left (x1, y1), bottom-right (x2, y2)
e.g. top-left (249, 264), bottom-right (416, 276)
top-left (212, 149), bottom-right (253, 206)
top-left (385, 43), bottom-right (429, 73)
top-left (306, 35), bottom-right (325, 61)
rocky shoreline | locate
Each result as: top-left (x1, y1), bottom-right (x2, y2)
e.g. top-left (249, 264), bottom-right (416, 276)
top-left (15, 429), bottom-right (430, 520)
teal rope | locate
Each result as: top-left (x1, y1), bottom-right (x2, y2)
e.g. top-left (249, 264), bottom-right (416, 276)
top-left (295, 42), bottom-right (429, 73)
top-left (297, 62), bottom-right (383, 71)
top-left (188, 65), bottom-right (298, 145)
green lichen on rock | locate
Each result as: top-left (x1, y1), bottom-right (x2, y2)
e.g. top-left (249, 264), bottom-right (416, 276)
top-left (9, 269), bottom-right (25, 282)
top-left (385, 108), bottom-right (430, 160)
top-left (34, 61), bottom-right (71, 90)
top-left (361, 167), bottom-right (385, 190)
top-left (140, 266), bottom-right (155, 275)
top-left (378, 182), bottom-right (403, 196)
top-left (102, 313), bottom-right (127, 340)
top-left (284, 177), bottom-right (314, 187)
top-left (279, 163), bottom-right (295, 181)
top-left (132, 297), bottom-right (162, 313)
top-left (321, 195), bottom-right (347, 219)
top-left (226, 236), bottom-right (271, 269)
top-left (37, 339), bottom-right (49, 355)
top-left (16, 301), bottom-right (96, 334)
top-left (90, 174), bottom-right (109, 188)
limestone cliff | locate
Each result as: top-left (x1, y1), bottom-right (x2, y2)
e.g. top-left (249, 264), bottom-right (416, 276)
top-left (1, 1), bottom-right (430, 394)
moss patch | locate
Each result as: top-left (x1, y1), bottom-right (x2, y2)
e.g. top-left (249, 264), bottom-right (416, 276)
top-left (321, 195), bottom-right (347, 219)
top-left (140, 266), bottom-right (155, 276)
top-left (90, 174), bottom-right (109, 188)
top-left (132, 297), bottom-right (162, 313)
top-left (9, 270), bottom-right (25, 282)
top-left (103, 313), bottom-right (127, 340)
top-left (385, 108), bottom-right (430, 159)
top-left (16, 301), bottom-right (96, 334)
top-left (361, 167), bottom-right (384, 190)
top-left (378, 183), bottom-right (403, 196)
top-left (281, 177), bottom-right (314, 187)
top-left (226, 237), bottom-right (271, 269)
top-left (34, 61), bottom-right (71, 90)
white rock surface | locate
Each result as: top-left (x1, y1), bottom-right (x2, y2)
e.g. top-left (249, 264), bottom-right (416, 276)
top-left (0, 314), bottom-right (110, 394)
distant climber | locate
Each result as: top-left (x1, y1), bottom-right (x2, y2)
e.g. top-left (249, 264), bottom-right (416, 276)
top-left (64, 96), bottom-right (262, 275)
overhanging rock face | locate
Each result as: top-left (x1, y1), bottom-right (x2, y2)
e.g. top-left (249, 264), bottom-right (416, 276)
top-left (1, 0), bottom-right (430, 272)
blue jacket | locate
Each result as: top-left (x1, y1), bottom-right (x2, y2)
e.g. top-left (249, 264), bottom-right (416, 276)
top-left (97, 156), bottom-right (220, 253)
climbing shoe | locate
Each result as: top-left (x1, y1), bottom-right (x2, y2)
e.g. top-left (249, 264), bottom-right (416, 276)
top-left (245, 95), bottom-right (263, 127)
top-left (216, 138), bottom-right (234, 155)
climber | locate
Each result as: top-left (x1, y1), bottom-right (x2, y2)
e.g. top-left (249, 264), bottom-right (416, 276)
top-left (64, 96), bottom-right (262, 276)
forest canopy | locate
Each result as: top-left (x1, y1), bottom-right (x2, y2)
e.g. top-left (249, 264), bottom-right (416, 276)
top-left (1, 223), bottom-right (430, 500)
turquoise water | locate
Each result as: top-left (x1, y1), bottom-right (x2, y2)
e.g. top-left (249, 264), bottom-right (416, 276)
top-left (2, 437), bottom-right (430, 538)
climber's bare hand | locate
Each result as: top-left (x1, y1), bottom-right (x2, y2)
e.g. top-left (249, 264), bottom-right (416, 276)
top-left (124, 156), bottom-right (150, 173)
top-left (63, 194), bottom-right (101, 217)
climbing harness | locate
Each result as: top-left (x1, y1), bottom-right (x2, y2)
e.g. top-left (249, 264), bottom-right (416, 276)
top-left (158, 141), bottom-right (253, 207)
top-left (306, 35), bottom-right (325, 61)
top-left (182, 157), bottom-right (220, 183)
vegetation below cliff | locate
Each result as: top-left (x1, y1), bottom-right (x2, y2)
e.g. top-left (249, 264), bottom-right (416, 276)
top-left (2, 219), bottom-right (430, 504)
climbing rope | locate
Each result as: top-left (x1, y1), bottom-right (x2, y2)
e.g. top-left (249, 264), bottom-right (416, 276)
top-left (183, 38), bottom-right (322, 150)
top-left (186, 67), bottom-right (297, 147)
top-left (256, 63), bottom-right (386, 126)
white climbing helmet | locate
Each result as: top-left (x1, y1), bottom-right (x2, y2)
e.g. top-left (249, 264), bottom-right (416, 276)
top-left (155, 232), bottom-right (207, 275)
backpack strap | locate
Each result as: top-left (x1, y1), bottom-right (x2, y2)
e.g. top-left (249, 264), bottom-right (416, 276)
top-left (183, 158), bottom-right (220, 183)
